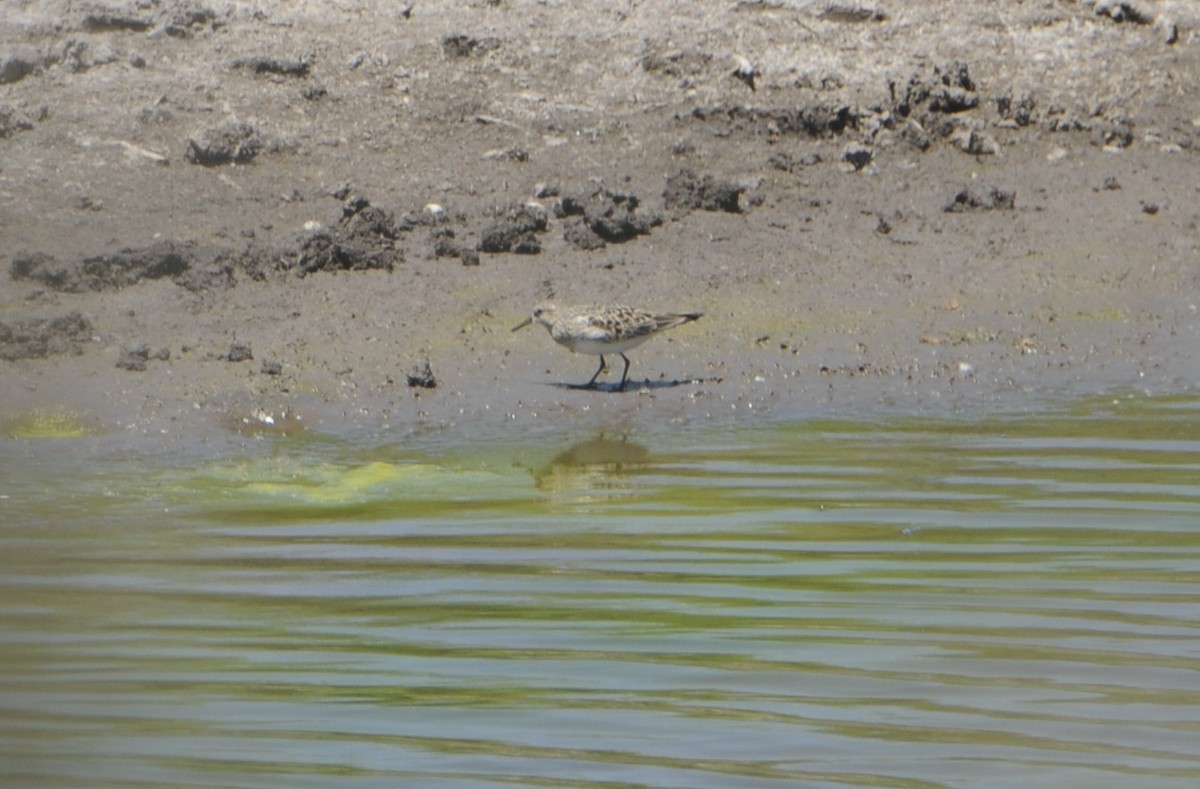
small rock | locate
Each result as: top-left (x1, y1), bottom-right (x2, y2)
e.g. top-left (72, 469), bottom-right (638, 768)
top-left (482, 146), bottom-right (529, 162)
top-left (159, 6), bottom-right (220, 38)
top-left (478, 204), bottom-right (548, 253)
top-left (406, 360), bottom-right (437, 388)
top-left (731, 54), bottom-right (757, 91)
top-left (185, 120), bottom-right (264, 166)
top-left (563, 218), bottom-right (607, 250)
top-left (897, 119), bottom-right (931, 150)
top-left (1094, 122), bottom-right (1134, 150)
top-left (10, 241), bottom-right (191, 293)
top-left (231, 56), bottom-right (311, 77)
top-left (0, 45), bottom-right (40, 84)
top-left (950, 128), bottom-right (999, 155)
top-left (261, 359), bottom-right (282, 375)
top-left (442, 34), bottom-right (475, 58)
top-left (818, 4), bottom-right (887, 23)
top-left (1091, 0), bottom-right (1153, 24)
top-left (442, 34), bottom-right (500, 59)
top-left (512, 235), bottom-right (541, 254)
top-left (996, 91), bottom-right (1036, 126)
top-left (293, 194), bottom-right (403, 275)
top-left (116, 344), bottom-right (150, 371)
top-left (889, 60), bottom-right (978, 118)
top-left (929, 85), bottom-right (978, 113)
top-left (0, 312), bottom-right (92, 361)
top-left (1158, 16), bottom-right (1179, 45)
top-left (944, 184), bottom-right (1015, 212)
top-left (59, 37), bottom-right (117, 72)
top-left (842, 144), bottom-right (873, 170)
top-left (83, 10), bottom-right (153, 31)
top-left (0, 103), bottom-right (37, 137)
top-left (663, 168), bottom-right (744, 213)
top-left (557, 187), bottom-right (663, 249)
top-left (226, 342), bottom-right (253, 362)
top-left (431, 233), bottom-right (460, 259)
top-left (768, 152), bottom-right (796, 172)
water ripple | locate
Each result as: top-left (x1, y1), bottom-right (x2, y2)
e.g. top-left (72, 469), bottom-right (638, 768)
top-left (2, 396), bottom-right (1199, 787)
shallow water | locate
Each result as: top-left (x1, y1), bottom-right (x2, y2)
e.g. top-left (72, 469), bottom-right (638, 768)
top-left (2, 394), bottom-right (1199, 788)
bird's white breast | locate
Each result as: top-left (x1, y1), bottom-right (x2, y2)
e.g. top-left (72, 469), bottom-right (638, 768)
top-left (562, 334), bottom-right (653, 355)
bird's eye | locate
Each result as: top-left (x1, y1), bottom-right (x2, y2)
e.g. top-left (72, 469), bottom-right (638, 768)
top-left (533, 308), bottom-right (542, 317)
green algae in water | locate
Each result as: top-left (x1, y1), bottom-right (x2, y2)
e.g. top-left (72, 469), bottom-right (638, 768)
top-left (2, 393), bottom-right (1199, 788)
top-left (167, 455), bottom-right (537, 524)
top-left (4, 409), bottom-right (94, 439)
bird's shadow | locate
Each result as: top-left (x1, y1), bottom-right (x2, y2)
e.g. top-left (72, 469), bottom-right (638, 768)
top-left (548, 374), bottom-right (719, 393)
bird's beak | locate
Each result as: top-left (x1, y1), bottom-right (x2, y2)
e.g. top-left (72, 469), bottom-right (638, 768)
top-left (512, 316), bottom-right (533, 332)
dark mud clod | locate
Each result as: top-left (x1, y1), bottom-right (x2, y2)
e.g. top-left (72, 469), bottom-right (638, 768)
top-left (116, 344), bottom-right (151, 371)
top-left (479, 204), bottom-right (548, 253)
top-left (944, 185), bottom-right (1015, 213)
top-left (558, 188), bottom-right (661, 250)
top-left (731, 55), bottom-right (757, 91)
top-left (890, 61), bottom-right (979, 119)
top-left (0, 312), bottom-right (92, 361)
top-left (84, 12), bottom-right (153, 31)
top-left (231, 56), bottom-right (311, 77)
top-left (996, 91), bottom-right (1037, 126)
top-left (0, 45), bottom-right (41, 84)
top-left (664, 168), bottom-right (744, 213)
top-left (185, 120), bottom-right (264, 166)
top-left (294, 196), bottom-right (403, 275)
top-left (226, 342), bottom-right (254, 362)
top-left (442, 34), bottom-right (500, 59)
top-left (407, 360), bottom-right (437, 389)
top-left (116, 345), bottom-right (166, 371)
top-left (0, 103), bottom-right (38, 137)
top-left (11, 242), bottom-right (191, 293)
top-left (842, 144), bottom-right (874, 170)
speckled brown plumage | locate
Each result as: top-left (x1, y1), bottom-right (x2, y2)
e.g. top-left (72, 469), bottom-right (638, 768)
top-left (513, 303), bottom-right (702, 390)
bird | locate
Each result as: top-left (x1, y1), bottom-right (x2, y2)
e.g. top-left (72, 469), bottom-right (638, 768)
top-left (512, 303), bottom-right (703, 391)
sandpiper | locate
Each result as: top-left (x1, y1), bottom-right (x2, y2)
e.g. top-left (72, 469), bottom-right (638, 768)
top-left (513, 303), bottom-right (703, 390)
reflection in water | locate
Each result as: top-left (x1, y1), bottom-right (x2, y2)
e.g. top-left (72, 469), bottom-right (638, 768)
top-left (533, 434), bottom-right (650, 497)
top-left (1, 395), bottom-right (1199, 787)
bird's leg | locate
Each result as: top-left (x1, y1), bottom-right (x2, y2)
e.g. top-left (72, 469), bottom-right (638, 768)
top-left (585, 355), bottom-right (606, 388)
top-left (617, 353), bottom-right (632, 391)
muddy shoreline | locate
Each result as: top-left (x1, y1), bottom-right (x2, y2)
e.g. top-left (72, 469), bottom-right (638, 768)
top-left (3, 1), bottom-right (1198, 445)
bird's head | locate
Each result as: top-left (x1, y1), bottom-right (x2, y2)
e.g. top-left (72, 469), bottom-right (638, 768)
top-left (512, 303), bottom-right (558, 332)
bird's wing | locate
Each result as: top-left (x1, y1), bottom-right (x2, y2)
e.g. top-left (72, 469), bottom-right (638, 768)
top-left (649, 312), bottom-right (701, 333)
top-left (604, 309), bottom-right (661, 340)
top-left (573, 312), bottom-right (625, 342)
